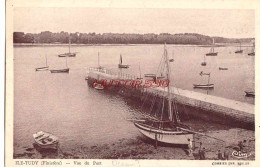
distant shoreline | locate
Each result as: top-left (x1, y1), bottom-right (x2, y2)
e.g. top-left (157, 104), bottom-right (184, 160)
top-left (13, 43), bottom-right (253, 47)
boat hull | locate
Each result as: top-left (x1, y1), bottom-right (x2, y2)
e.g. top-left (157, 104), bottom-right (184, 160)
top-left (118, 64), bottom-right (129, 68)
top-left (201, 62), bottom-right (207, 66)
top-left (219, 67), bottom-right (228, 70)
top-left (33, 131), bottom-right (59, 150)
top-left (50, 68), bottom-right (69, 73)
top-left (58, 53), bottom-right (76, 57)
top-left (206, 52), bottom-right (218, 56)
top-left (245, 91), bottom-right (255, 97)
top-left (193, 84), bottom-right (214, 89)
top-left (134, 123), bottom-right (194, 145)
top-left (248, 52), bottom-right (255, 56)
top-left (94, 84), bottom-right (104, 90)
top-left (235, 50), bottom-right (243, 53)
top-left (35, 66), bottom-right (49, 71)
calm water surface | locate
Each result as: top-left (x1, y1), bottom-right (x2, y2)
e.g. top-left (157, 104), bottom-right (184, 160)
top-left (14, 44), bottom-right (255, 152)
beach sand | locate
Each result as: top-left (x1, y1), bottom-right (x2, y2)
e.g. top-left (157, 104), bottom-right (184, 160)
top-left (14, 128), bottom-right (254, 160)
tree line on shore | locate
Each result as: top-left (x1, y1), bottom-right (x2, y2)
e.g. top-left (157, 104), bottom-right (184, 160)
top-left (13, 31), bottom-right (254, 45)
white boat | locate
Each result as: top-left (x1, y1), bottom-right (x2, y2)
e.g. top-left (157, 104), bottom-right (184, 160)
top-left (193, 71), bottom-right (214, 89)
top-left (94, 83), bottom-right (104, 90)
top-left (33, 131), bottom-right (59, 150)
top-left (134, 44), bottom-right (194, 146)
top-left (36, 49), bottom-right (49, 71)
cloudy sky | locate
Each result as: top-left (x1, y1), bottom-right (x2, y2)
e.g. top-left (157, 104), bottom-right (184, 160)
top-left (14, 8), bottom-right (254, 38)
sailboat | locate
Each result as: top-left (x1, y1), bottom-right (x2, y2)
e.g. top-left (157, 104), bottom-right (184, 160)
top-left (248, 42), bottom-right (255, 56)
top-left (118, 54), bottom-right (129, 68)
top-left (94, 52), bottom-right (104, 90)
top-left (58, 35), bottom-right (77, 57)
top-left (235, 43), bottom-right (243, 53)
top-left (193, 71), bottom-right (214, 89)
top-left (206, 38), bottom-right (218, 56)
top-left (134, 44), bottom-right (194, 146)
top-left (201, 54), bottom-right (207, 66)
top-left (50, 56), bottom-right (69, 73)
top-left (35, 54), bottom-right (49, 71)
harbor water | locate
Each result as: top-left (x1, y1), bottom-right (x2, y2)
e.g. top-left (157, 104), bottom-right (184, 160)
top-left (14, 44), bottom-right (255, 154)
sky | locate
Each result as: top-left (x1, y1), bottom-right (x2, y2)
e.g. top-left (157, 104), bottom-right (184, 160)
top-left (14, 8), bottom-right (255, 38)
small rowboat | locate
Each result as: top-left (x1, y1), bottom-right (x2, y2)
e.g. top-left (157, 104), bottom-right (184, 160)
top-left (235, 50), bottom-right (243, 54)
top-left (201, 62), bottom-right (207, 66)
top-left (206, 52), bottom-right (218, 56)
top-left (248, 52), bottom-right (255, 56)
top-left (58, 52), bottom-right (76, 57)
top-left (118, 64), bottom-right (130, 68)
top-left (219, 67), bottom-right (228, 70)
top-left (193, 84), bottom-right (214, 89)
top-left (35, 66), bottom-right (49, 71)
top-left (144, 74), bottom-right (156, 78)
top-left (245, 91), bottom-right (255, 97)
top-left (94, 83), bottom-right (104, 90)
top-left (33, 131), bottom-right (59, 150)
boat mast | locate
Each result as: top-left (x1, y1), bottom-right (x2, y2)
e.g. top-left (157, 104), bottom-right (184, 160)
top-left (212, 38), bottom-right (215, 53)
top-left (69, 34), bottom-right (71, 53)
top-left (120, 54), bottom-right (122, 64)
top-left (139, 62), bottom-right (142, 78)
top-left (98, 52), bottom-right (100, 67)
top-left (164, 44), bottom-right (173, 121)
top-left (66, 55), bottom-right (68, 68)
top-left (45, 54), bottom-right (48, 66)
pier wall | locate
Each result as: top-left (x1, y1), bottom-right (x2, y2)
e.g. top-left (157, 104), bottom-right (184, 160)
top-left (87, 69), bottom-right (254, 130)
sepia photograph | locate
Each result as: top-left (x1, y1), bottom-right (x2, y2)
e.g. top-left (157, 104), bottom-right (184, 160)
top-left (5, 0), bottom-right (259, 166)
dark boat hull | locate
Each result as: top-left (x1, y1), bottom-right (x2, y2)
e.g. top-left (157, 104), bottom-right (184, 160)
top-left (206, 52), bottom-right (218, 56)
top-left (50, 68), bottom-right (69, 73)
top-left (248, 52), bottom-right (255, 56)
top-left (201, 62), bottom-right (207, 66)
top-left (118, 64), bottom-right (129, 68)
top-left (245, 91), bottom-right (255, 97)
top-left (193, 84), bottom-right (214, 89)
top-left (219, 67), bottom-right (228, 70)
top-left (235, 50), bottom-right (243, 53)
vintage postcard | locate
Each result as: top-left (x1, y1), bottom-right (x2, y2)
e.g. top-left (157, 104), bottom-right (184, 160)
top-left (5, 0), bottom-right (259, 166)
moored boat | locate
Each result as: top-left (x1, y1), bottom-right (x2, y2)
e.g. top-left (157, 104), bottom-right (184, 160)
top-left (193, 71), bottom-right (214, 89)
top-left (219, 67), bottom-right (228, 70)
top-left (118, 54), bottom-right (129, 68)
top-left (94, 83), bottom-right (104, 90)
top-left (134, 44), bottom-right (194, 146)
top-left (50, 68), bottom-right (69, 73)
top-left (33, 131), bottom-right (59, 150)
top-left (245, 91), bottom-right (255, 97)
top-left (206, 38), bottom-right (218, 56)
top-left (36, 52), bottom-right (49, 71)
top-left (58, 34), bottom-right (77, 57)
top-left (248, 41), bottom-right (255, 56)
top-left (235, 43), bottom-right (243, 53)
top-left (193, 84), bottom-right (214, 89)
top-left (36, 66), bottom-right (49, 71)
